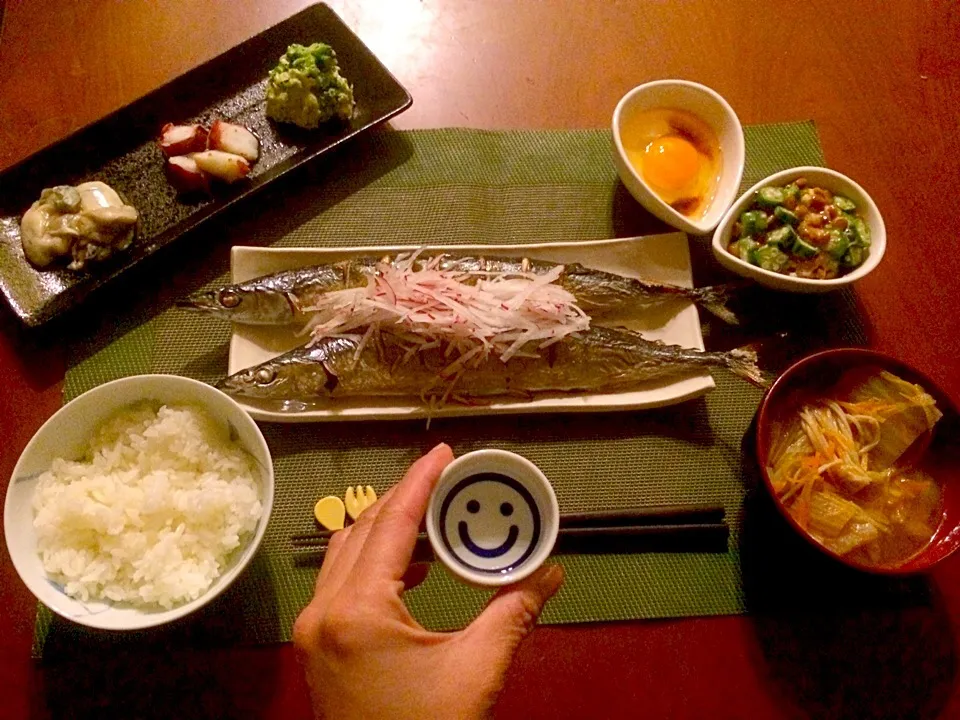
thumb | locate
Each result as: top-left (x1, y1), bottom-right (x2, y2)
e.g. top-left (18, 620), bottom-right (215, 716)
top-left (461, 564), bottom-right (564, 668)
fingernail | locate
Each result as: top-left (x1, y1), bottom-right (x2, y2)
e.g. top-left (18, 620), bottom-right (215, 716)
top-left (430, 442), bottom-right (451, 454)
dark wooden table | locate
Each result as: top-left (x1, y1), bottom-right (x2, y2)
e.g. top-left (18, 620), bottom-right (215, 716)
top-left (2, 1), bottom-right (960, 717)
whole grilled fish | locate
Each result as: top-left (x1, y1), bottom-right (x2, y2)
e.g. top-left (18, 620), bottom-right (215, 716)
top-left (180, 255), bottom-right (740, 325)
top-left (216, 326), bottom-right (765, 404)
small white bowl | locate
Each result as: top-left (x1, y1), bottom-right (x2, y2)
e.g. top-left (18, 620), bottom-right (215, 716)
top-left (426, 450), bottom-right (559, 587)
top-left (4, 374), bottom-right (274, 631)
top-left (711, 166), bottom-right (886, 292)
top-left (612, 79), bottom-right (745, 235)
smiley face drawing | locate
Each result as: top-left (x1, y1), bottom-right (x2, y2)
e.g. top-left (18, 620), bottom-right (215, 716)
top-left (438, 473), bottom-right (542, 574)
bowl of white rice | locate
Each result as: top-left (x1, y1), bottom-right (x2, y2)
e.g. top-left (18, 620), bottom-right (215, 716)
top-left (4, 374), bottom-right (274, 631)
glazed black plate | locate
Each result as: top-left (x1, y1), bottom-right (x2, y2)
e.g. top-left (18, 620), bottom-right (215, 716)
top-left (0, 3), bottom-right (411, 327)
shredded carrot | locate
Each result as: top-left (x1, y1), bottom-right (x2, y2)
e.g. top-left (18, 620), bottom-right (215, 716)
top-left (793, 475), bottom-right (817, 531)
top-left (801, 453), bottom-right (823, 470)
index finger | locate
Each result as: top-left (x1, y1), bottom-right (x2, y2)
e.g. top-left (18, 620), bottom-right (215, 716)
top-left (354, 443), bottom-right (454, 581)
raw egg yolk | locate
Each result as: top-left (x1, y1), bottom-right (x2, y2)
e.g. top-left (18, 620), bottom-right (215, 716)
top-left (642, 136), bottom-right (700, 191)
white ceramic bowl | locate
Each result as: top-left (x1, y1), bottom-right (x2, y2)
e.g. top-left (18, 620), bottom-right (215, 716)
top-left (612, 79), bottom-right (745, 235)
top-left (426, 450), bottom-right (559, 587)
top-left (4, 374), bottom-right (274, 631)
top-left (711, 166), bottom-right (886, 292)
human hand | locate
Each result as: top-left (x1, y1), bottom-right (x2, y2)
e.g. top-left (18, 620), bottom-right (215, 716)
top-left (293, 443), bottom-right (565, 720)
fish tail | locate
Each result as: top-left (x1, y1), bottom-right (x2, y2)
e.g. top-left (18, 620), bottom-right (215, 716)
top-left (693, 284), bottom-right (741, 326)
top-left (724, 344), bottom-right (771, 388)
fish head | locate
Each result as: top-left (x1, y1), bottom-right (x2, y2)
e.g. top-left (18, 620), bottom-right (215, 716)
top-left (216, 363), bottom-right (299, 399)
top-left (216, 346), bottom-right (338, 400)
top-left (177, 285), bottom-right (295, 324)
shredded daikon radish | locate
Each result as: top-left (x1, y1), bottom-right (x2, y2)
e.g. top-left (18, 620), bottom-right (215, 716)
top-left (299, 251), bottom-right (591, 370)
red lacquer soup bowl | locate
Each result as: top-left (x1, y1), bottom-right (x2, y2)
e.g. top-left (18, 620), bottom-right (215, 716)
top-left (755, 348), bottom-right (960, 575)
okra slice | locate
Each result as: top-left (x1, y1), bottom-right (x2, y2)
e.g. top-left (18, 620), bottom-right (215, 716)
top-left (774, 206), bottom-right (799, 225)
top-left (766, 225), bottom-right (795, 248)
top-left (842, 245), bottom-right (867, 268)
top-left (754, 245), bottom-right (790, 273)
top-left (825, 230), bottom-right (850, 260)
top-left (851, 218), bottom-right (871, 246)
top-left (730, 237), bottom-right (759, 262)
top-left (782, 183), bottom-right (801, 204)
top-left (833, 195), bottom-right (857, 213)
top-left (791, 235), bottom-right (819, 259)
top-left (739, 210), bottom-right (769, 236)
top-left (757, 187), bottom-right (786, 207)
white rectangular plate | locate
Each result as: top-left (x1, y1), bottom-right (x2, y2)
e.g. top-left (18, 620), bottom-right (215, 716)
top-left (228, 234), bottom-right (714, 422)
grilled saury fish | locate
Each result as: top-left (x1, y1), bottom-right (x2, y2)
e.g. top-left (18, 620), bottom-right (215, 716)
top-left (216, 326), bottom-right (765, 403)
top-left (181, 255), bottom-right (740, 326)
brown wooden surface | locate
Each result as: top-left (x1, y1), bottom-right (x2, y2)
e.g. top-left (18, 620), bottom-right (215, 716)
top-left (2, 1), bottom-right (960, 717)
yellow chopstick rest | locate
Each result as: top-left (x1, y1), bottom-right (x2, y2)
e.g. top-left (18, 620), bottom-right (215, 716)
top-left (314, 496), bottom-right (346, 531)
top-left (345, 485), bottom-right (378, 521)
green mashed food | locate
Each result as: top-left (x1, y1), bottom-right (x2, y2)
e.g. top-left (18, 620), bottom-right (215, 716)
top-left (265, 42), bottom-right (355, 129)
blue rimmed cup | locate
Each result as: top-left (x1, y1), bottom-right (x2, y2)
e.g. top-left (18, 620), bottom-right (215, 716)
top-left (426, 449), bottom-right (559, 587)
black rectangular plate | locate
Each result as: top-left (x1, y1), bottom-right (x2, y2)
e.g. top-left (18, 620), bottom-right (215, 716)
top-left (0, 3), bottom-right (411, 327)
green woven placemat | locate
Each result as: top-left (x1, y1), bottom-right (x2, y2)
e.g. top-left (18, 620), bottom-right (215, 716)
top-left (34, 124), bottom-right (857, 658)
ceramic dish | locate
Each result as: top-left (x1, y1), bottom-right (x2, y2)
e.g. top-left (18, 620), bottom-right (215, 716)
top-left (712, 166), bottom-right (885, 292)
top-left (4, 375), bottom-right (275, 630)
top-left (226, 234), bottom-right (715, 422)
top-left (756, 348), bottom-right (960, 575)
top-left (612, 80), bottom-right (745, 235)
top-left (0, 3), bottom-right (412, 326)
top-left (426, 449), bottom-right (559, 587)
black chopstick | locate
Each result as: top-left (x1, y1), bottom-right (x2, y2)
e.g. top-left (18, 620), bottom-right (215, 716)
top-left (292, 521), bottom-right (730, 558)
top-left (559, 504), bottom-right (725, 529)
top-left (553, 522), bottom-right (729, 555)
top-left (291, 504), bottom-right (726, 545)
top-left (292, 521), bottom-right (726, 547)
top-left (557, 523), bottom-right (726, 537)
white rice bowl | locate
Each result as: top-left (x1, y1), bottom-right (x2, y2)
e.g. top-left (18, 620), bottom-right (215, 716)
top-left (33, 404), bottom-right (263, 609)
top-left (4, 374), bottom-right (274, 631)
